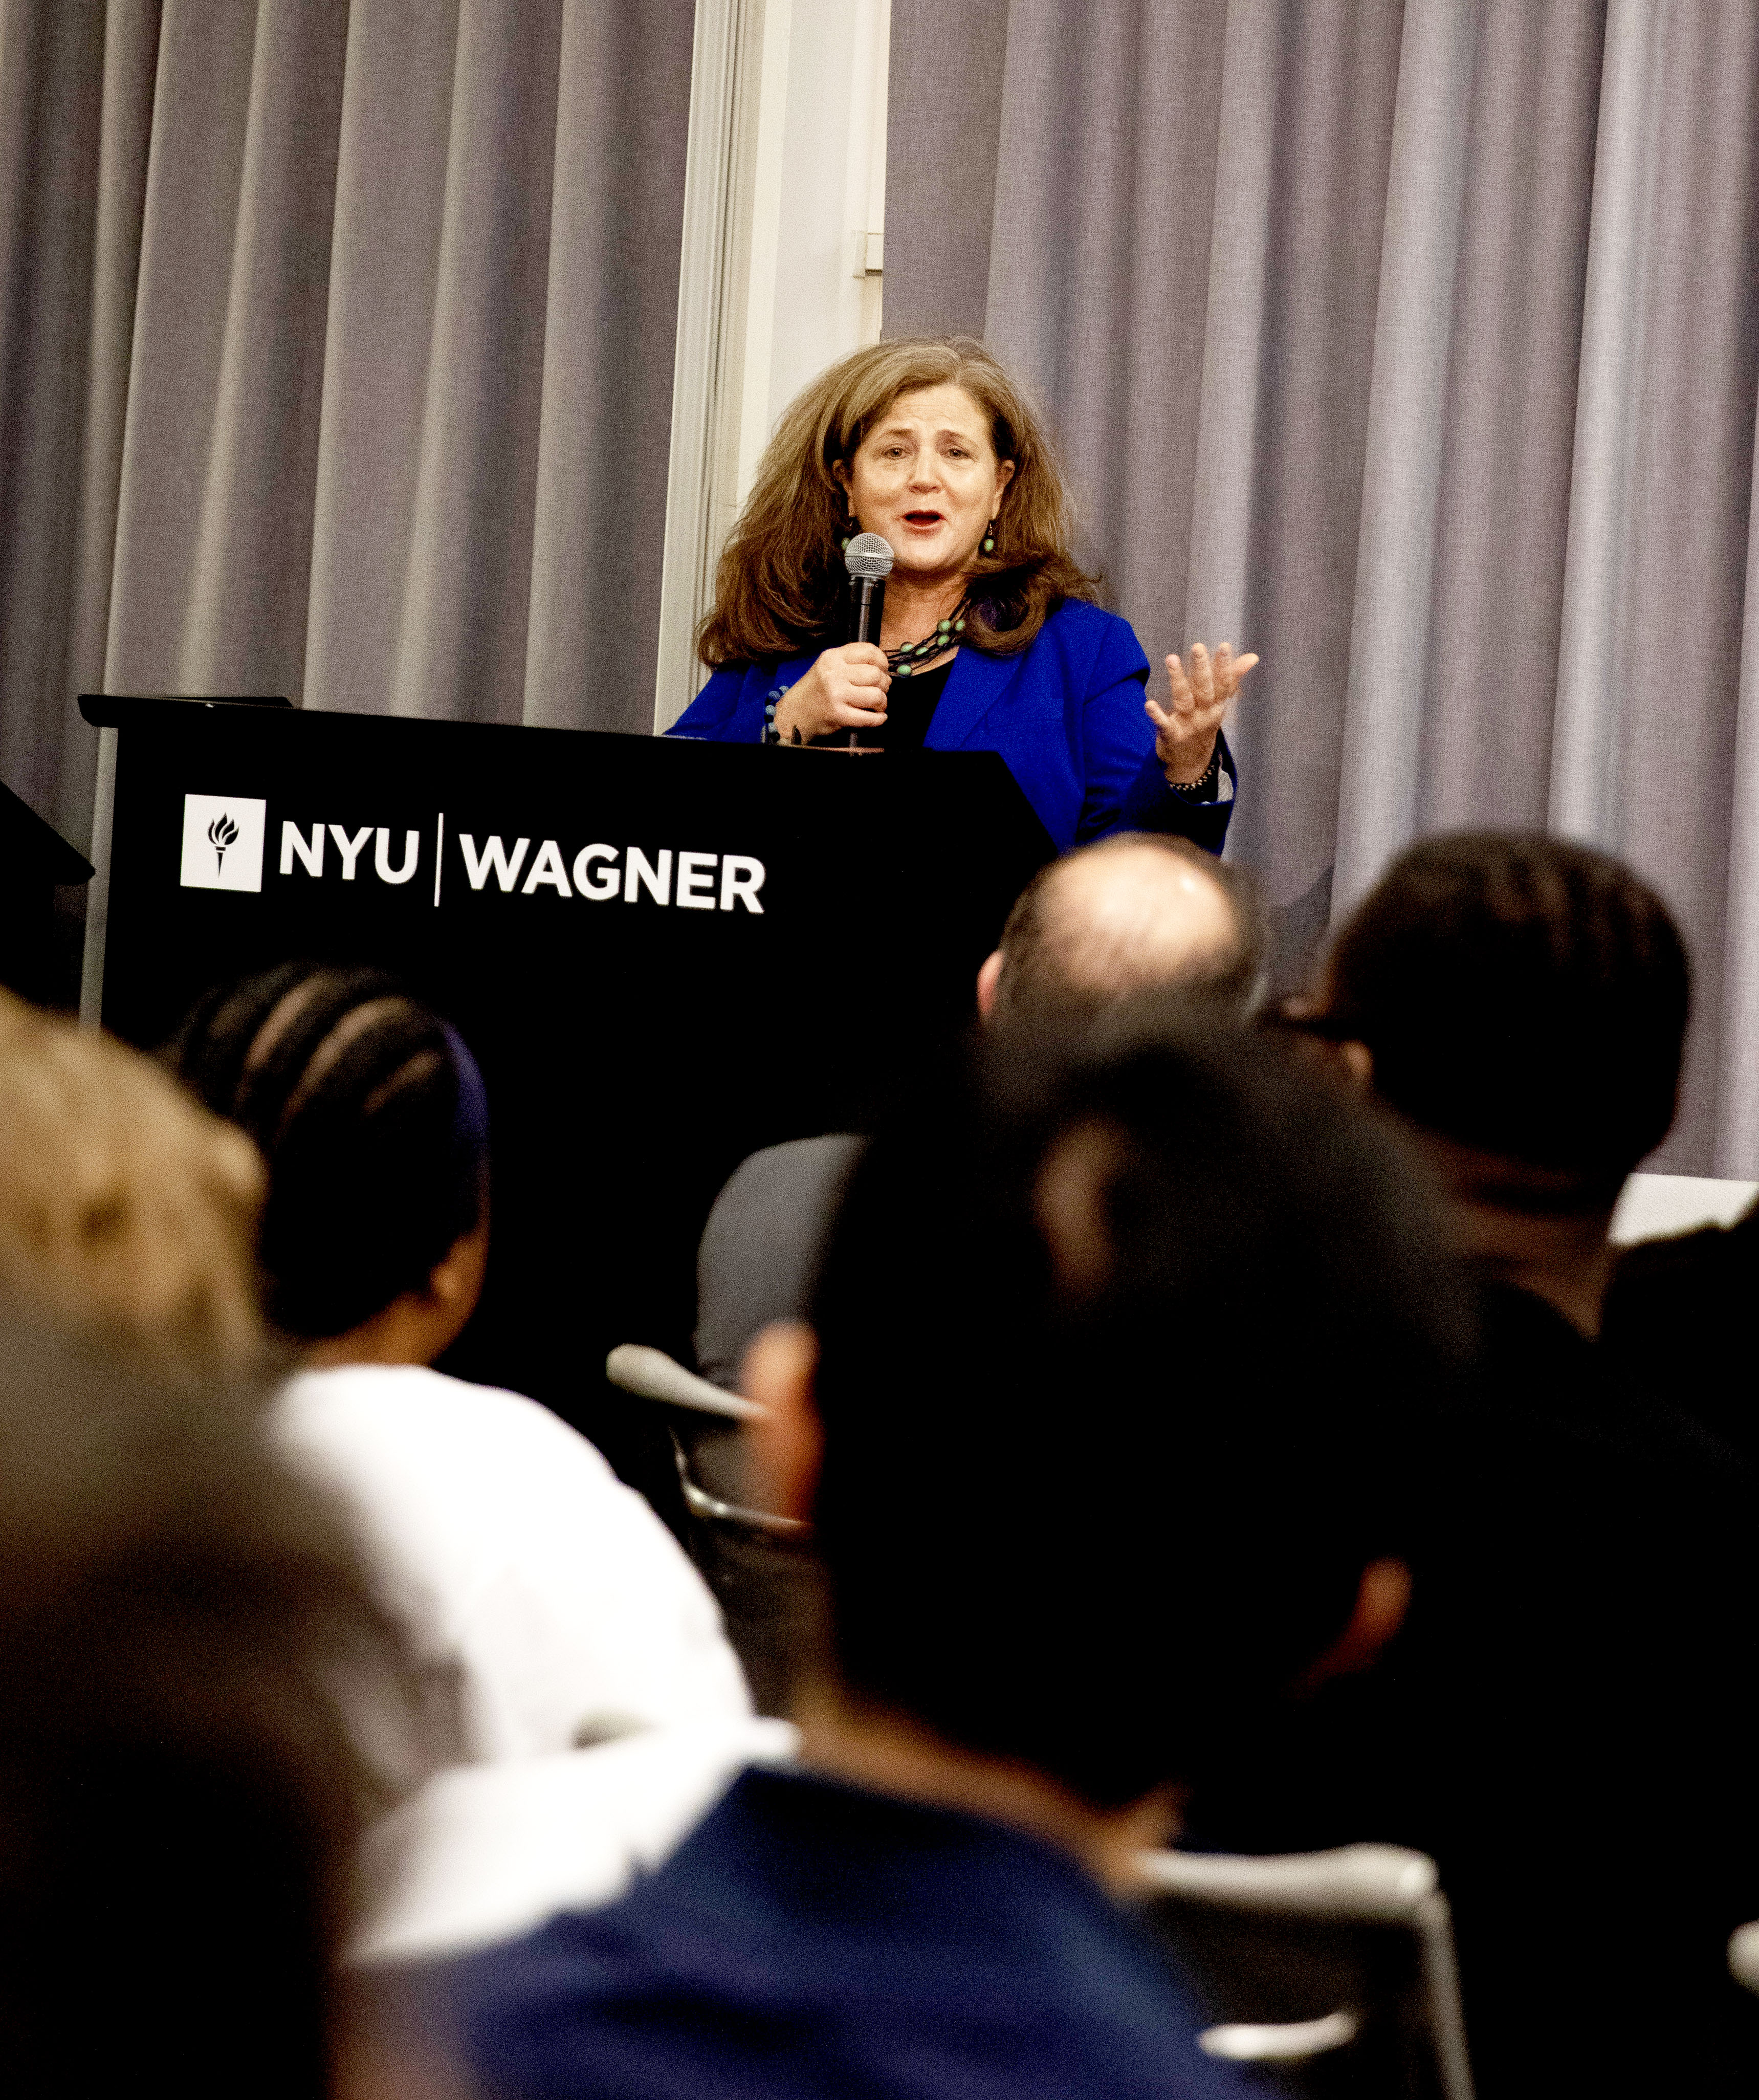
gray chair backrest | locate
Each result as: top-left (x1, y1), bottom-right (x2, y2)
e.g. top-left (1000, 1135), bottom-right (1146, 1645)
top-left (1136, 1844), bottom-right (1474, 2100)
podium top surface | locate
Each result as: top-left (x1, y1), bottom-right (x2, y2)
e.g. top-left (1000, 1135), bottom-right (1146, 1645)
top-left (79, 693), bottom-right (293, 728)
top-left (78, 692), bottom-right (1053, 841)
top-left (0, 779), bottom-right (91, 884)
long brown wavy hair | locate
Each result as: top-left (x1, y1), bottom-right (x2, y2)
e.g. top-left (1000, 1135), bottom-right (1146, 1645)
top-left (697, 337), bottom-right (1098, 668)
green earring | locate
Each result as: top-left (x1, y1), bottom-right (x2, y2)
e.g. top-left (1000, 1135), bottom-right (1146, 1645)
top-left (981, 518), bottom-right (996, 556)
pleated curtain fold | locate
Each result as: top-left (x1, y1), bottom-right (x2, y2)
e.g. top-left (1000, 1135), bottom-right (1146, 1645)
top-left (0, 0), bottom-right (693, 879)
top-left (886, 0), bottom-right (1759, 1174)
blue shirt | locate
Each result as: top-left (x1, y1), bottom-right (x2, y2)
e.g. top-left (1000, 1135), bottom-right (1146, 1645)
top-left (667, 598), bottom-right (1236, 856)
top-left (436, 1766), bottom-right (1253, 2099)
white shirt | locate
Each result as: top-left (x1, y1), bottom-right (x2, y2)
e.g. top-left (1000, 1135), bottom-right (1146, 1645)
top-left (274, 1364), bottom-right (752, 1766)
top-left (352, 1715), bottom-right (798, 1965)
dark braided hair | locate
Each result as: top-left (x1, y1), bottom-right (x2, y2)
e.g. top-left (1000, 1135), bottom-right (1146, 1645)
top-left (168, 965), bottom-right (488, 1342)
top-left (1317, 832), bottom-right (1689, 1196)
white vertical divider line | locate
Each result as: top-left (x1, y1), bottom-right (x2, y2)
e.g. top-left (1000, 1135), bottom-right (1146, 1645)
top-left (433, 810), bottom-right (444, 907)
top-left (652, 0), bottom-right (769, 733)
top-left (1331, 0), bottom-right (1475, 918)
top-left (849, 0), bottom-right (890, 346)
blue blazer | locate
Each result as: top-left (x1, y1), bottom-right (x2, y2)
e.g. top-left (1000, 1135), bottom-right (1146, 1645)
top-left (667, 597), bottom-right (1235, 856)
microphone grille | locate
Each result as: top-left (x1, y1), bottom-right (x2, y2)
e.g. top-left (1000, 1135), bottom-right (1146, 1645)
top-left (844, 532), bottom-right (895, 580)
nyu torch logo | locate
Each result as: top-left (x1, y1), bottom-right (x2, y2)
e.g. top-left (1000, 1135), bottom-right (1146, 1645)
top-left (180, 795), bottom-right (266, 892)
top-left (207, 812), bottom-right (239, 873)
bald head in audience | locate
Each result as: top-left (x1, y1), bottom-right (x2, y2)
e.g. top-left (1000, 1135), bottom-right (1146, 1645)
top-left (977, 834), bottom-right (1262, 1027)
top-left (695, 835), bottom-right (1266, 1415)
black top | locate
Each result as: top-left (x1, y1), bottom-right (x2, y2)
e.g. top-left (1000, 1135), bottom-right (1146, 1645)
top-left (430, 1766), bottom-right (1247, 2100)
top-left (874, 654), bottom-right (956, 750)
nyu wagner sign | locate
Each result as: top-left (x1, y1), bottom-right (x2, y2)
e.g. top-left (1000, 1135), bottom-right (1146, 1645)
top-left (181, 796), bottom-right (766, 913)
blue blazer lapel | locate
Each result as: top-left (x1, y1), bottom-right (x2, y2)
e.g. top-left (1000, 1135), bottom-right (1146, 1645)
top-left (924, 647), bottom-right (1024, 751)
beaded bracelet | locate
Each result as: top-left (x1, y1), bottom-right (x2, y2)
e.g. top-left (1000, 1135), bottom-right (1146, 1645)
top-left (1170, 745), bottom-right (1222, 800)
top-left (763, 686), bottom-right (801, 747)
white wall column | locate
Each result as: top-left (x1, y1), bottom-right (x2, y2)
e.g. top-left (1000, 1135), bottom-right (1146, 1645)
top-left (653, 0), bottom-right (891, 731)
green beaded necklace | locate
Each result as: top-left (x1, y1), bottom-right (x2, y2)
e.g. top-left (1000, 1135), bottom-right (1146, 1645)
top-left (887, 602), bottom-right (969, 677)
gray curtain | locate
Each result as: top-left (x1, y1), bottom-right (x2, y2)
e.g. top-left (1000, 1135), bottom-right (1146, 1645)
top-left (887, 0), bottom-right (1759, 1175)
top-left (0, 0), bottom-right (695, 871)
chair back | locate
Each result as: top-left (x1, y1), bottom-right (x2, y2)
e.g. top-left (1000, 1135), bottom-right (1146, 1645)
top-left (605, 1344), bottom-right (812, 1716)
top-left (1136, 1844), bottom-right (1473, 2100)
top-left (604, 1343), bottom-right (804, 1538)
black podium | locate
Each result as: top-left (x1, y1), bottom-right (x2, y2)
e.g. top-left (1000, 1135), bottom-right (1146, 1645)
top-left (80, 695), bottom-right (1052, 1469)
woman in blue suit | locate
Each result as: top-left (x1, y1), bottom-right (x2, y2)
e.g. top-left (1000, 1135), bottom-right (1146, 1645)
top-left (668, 338), bottom-right (1255, 855)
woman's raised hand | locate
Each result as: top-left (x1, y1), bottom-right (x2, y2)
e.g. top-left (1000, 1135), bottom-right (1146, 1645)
top-left (773, 644), bottom-right (892, 743)
top-left (1146, 641), bottom-right (1258, 785)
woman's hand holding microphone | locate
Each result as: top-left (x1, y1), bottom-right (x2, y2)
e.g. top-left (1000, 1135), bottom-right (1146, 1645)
top-left (772, 644), bottom-right (891, 744)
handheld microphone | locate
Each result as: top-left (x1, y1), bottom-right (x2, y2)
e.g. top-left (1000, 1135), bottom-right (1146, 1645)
top-left (844, 532), bottom-right (894, 648)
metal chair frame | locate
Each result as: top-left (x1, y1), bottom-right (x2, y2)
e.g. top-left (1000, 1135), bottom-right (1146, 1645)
top-left (606, 1344), bottom-right (808, 1540)
top-left (1137, 1843), bottom-right (1474, 2099)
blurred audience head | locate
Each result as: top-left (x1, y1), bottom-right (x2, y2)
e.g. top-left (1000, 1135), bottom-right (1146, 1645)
top-left (751, 1020), bottom-right (1465, 1819)
top-left (978, 836), bottom-right (1265, 1029)
top-left (1308, 832), bottom-right (1688, 1211)
top-left (0, 1303), bottom-right (418, 2096)
top-left (0, 987), bottom-right (265, 1383)
top-left (170, 965), bottom-right (489, 1362)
